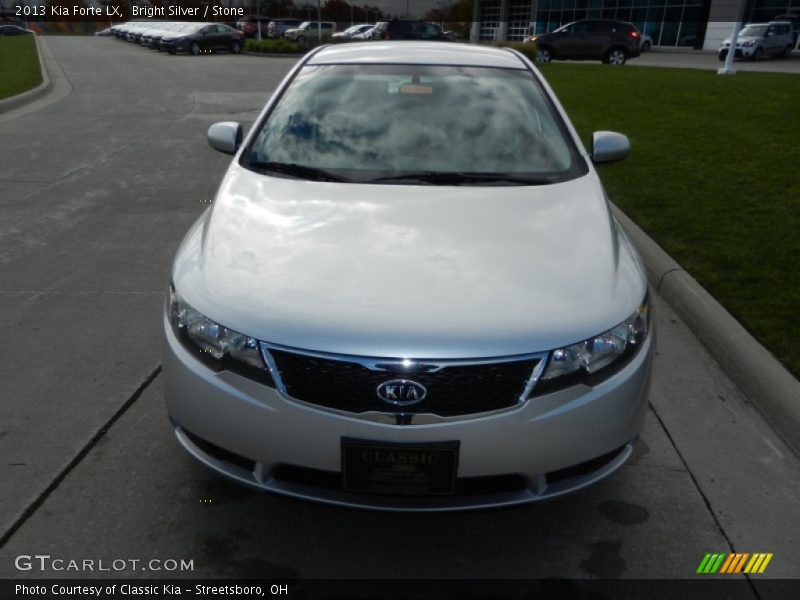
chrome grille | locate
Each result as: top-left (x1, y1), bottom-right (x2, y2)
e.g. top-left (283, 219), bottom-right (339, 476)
top-left (263, 346), bottom-right (544, 418)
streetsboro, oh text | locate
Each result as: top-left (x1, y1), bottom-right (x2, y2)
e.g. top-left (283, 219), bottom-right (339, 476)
top-left (15, 584), bottom-right (278, 596)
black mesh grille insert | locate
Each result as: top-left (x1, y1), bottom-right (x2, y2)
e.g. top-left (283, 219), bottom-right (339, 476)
top-left (545, 445), bottom-right (626, 485)
top-left (269, 350), bottom-right (538, 417)
top-left (183, 429), bottom-right (256, 473)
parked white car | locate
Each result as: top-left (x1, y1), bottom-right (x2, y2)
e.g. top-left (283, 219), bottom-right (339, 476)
top-left (351, 26), bottom-right (375, 41)
top-left (719, 21), bottom-right (795, 60)
top-left (283, 21), bottom-right (336, 45)
top-left (332, 24), bottom-right (374, 40)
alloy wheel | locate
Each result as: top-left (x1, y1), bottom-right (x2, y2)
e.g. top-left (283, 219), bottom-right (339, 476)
top-left (536, 48), bottom-right (551, 63)
top-left (607, 49), bottom-right (627, 65)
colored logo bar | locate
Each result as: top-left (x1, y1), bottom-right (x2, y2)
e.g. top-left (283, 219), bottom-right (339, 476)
top-left (697, 553), bottom-right (773, 574)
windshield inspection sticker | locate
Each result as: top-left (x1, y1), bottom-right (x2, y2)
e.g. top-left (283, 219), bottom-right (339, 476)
top-left (399, 84), bottom-right (433, 95)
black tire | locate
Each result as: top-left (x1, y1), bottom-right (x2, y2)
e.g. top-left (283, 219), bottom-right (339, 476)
top-left (232, 41), bottom-right (241, 54)
top-left (168, 49), bottom-right (176, 55)
top-left (190, 42), bottom-right (200, 56)
top-left (751, 47), bottom-right (763, 61)
top-left (536, 46), bottom-right (552, 63)
top-left (604, 47), bottom-right (628, 65)
top-left (718, 50), bottom-right (726, 61)
top-left (297, 35), bottom-right (307, 47)
top-left (641, 40), bottom-right (651, 52)
top-left (781, 45), bottom-right (791, 59)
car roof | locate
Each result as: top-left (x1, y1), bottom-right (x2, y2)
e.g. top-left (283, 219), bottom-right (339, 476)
top-left (308, 42), bottom-right (528, 69)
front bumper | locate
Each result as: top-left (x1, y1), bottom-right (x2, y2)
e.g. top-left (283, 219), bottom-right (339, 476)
top-left (163, 315), bottom-right (653, 511)
top-left (719, 45), bottom-right (756, 59)
top-left (160, 40), bottom-right (187, 53)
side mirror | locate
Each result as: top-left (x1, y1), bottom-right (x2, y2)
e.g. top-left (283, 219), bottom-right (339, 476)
top-left (207, 122), bottom-right (243, 155)
top-left (591, 131), bottom-right (630, 164)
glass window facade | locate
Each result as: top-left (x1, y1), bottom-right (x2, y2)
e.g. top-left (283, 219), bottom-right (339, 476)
top-left (479, 0), bottom-right (502, 40)
top-left (509, 1), bottom-right (535, 41)
top-left (747, 0), bottom-right (800, 22)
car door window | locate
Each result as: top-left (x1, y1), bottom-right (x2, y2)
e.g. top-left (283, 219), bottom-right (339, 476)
top-left (571, 22), bottom-right (589, 34)
top-left (588, 21), bottom-right (612, 34)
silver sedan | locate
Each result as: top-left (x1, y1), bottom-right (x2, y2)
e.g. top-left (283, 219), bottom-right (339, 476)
top-left (163, 42), bottom-right (654, 511)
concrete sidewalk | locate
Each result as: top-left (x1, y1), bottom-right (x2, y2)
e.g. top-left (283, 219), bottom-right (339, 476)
top-left (634, 48), bottom-right (800, 73)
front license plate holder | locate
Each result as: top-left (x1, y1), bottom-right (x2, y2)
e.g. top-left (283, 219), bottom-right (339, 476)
top-left (341, 438), bottom-right (460, 496)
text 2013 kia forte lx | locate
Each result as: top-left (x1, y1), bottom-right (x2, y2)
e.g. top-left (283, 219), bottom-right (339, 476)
top-left (163, 42), bottom-right (653, 511)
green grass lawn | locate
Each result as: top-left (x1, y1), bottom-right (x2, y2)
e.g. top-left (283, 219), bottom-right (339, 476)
top-left (540, 64), bottom-right (800, 377)
top-left (0, 35), bottom-right (42, 100)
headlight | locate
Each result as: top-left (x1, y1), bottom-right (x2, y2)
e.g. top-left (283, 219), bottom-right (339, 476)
top-left (741, 40), bottom-right (756, 47)
top-left (533, 293), bottom-right (650, 396)
top-left (167, 285), bottom-right (273, 385)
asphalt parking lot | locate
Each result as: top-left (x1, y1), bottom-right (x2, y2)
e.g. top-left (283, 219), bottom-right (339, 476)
top-left (0, 37), bottom-right (798, 590)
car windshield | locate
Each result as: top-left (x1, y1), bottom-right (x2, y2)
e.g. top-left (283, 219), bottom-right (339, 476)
top-left (740, 25), bottom-right (768, 37)
top-left (245, 64), bottom-right (584, 185)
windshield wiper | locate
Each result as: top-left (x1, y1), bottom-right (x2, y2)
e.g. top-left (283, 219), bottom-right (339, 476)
top-left (369, 171), bottom-right (556, 186)
top-left (247, 161), bottom-right (351, 183)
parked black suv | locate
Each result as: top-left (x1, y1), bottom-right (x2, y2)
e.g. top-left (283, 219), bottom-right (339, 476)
top-left (531, 19), bottom-right (641, 65)
top-left (372, 19), bottom-right (448, 41)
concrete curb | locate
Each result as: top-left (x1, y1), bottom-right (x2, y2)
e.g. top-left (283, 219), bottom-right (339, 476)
top-left (0, 35), bottom-right (50, 114)
top-left (648, 46), bottom-right (710, 54)
top-left (612, 205), bottom-right (800, 456)
top-left (0, 37), bottom-right (72, 126)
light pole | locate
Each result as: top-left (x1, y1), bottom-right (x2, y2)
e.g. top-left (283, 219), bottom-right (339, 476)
top-left (718, 0), bottom-right (746, 75)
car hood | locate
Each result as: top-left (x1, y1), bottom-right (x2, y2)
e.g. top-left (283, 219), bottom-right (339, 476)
top-left (723, 35), bottom-right (763, 44)
top-left (173, 165), bottom-right (646, 359)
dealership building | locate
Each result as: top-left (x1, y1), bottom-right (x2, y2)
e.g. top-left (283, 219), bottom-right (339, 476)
top-left (469, 0), bottom-right (800, 50)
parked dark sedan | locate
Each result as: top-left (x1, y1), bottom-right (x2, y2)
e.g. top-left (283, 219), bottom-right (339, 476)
top-left (161, 23), bottom-right (245, 55)
top-left (0, 24), bottom-right (34, 36)
top-left (529, 19), bottom-right (641, 65)
top-left (372, 20), bottom-right (448, 41)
